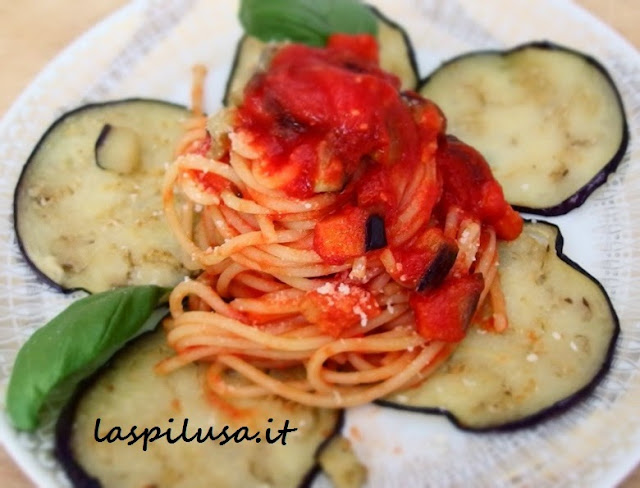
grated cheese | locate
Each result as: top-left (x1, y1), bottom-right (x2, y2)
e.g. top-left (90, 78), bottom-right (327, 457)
top-left (352, 304), bottom-right (368, 327)
top-left (337, 283), bottom-right (351, 295)
top-left (316, 282), bottom-right (335, 295)
top-left (386, 300), bottom-right (395, 314)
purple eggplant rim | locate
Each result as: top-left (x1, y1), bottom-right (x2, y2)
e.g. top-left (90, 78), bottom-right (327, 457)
top-left (418, 40), bottom-right (630, 217)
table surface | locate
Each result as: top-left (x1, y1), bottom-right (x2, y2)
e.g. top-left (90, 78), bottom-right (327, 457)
top-left (1, 0), bottom-right (639, 487)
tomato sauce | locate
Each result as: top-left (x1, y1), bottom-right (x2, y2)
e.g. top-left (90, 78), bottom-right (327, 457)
top-left (435, 136), bottom-right (523, 240)
top-left (236, 34), bottom-right (424, 199)
top-left (233, 34), bottom-right (524, 342)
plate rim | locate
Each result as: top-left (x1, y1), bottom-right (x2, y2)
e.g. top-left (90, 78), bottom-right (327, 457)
top-left (0, 1), bottom-right (639, 487)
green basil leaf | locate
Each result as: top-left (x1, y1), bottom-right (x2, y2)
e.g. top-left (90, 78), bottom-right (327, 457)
top-left (239, 0), bottom-right (378, 46)
top-left (6, 285), bottom-right (170, 431)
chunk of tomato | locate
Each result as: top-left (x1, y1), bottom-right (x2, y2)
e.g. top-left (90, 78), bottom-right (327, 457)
top-left (300, 282), bottom-right (380, 337)
top-left (409, 273), bottom-right (484, 342)
top-left (313, 205), bottom-right (368, 264)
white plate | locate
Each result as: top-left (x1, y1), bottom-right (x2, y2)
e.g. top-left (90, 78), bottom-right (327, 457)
top-left (0, 0), bottom-right (638, 487)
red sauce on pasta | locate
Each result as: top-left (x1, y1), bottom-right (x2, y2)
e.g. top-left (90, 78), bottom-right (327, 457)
top-left (236, 34), bottom-right (521, 240)
top-left (236, 34), bottom-right (425, 199)
top-left (230, 34), bottom-right (523, 343)
top-left (160, 34), bottom-right (527, 411)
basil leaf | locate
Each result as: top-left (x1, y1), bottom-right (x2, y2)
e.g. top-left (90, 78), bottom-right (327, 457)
top-left (239, 0), bottom-right (378, 46)
top-left (6, 285), bottom-right (169, 431)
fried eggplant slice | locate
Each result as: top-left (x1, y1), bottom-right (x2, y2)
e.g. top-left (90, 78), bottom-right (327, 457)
top-left (223, 6), bottom-right (419, 106)
top-left (55, 330), bottom-right (343, 488)
top-left (14, 99), bottom-right (191, 293)
top-left (419, 42), bottom-right (628, 215)
top-left (379, 221), bottom-right (619, 431)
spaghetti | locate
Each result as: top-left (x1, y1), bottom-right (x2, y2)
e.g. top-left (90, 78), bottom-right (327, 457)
top-left (157, 35), bottom-right (522, 408)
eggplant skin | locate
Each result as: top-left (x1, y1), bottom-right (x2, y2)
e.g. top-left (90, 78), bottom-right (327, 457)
top-left (54, 328), bottom-right (344, 488)
top-left (377, 220), bottom-right (619, 432)
top-left (419, 41), bottom-right (629, 216)
top-left (13, 98), bottom-right (190, 294)
top-left (365, 214), bottom-right (387, 251)
top-left (222, 4), bottom-right (420, 106)
top-left (416, 242), bottom-right (458, 292)
top-left (56, 394), bottom-right (101, 488)
top-left (94, 124), bottom-right (112, 154)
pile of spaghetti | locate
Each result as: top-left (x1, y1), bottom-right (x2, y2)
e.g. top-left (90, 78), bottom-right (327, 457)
top-left (157, 34), bottom-right (523, 408)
